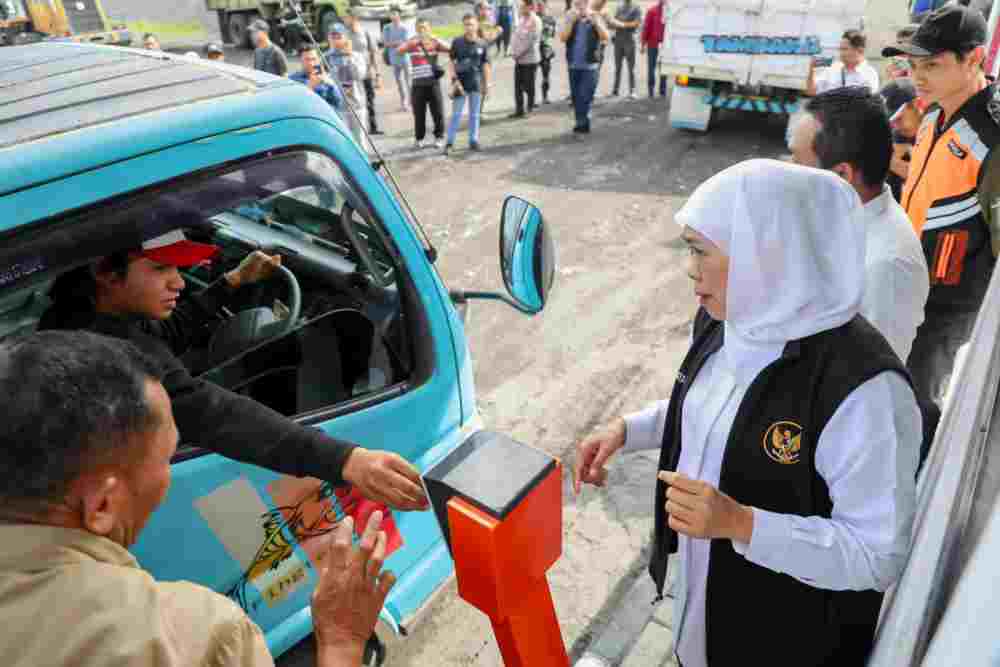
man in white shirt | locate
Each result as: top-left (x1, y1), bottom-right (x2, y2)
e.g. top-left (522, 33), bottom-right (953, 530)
top-left (789, 86), bottom-right (929, 363)
top-left (807, 29), bottom-right (880, 96)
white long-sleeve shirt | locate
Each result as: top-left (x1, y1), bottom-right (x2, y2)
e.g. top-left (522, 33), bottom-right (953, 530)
top-left (624, 343), bottom-right (920, 667)
top-left (859, 186), bottom-right (929, 363)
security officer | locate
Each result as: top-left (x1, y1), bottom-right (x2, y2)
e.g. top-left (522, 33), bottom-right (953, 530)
top-left (882, 5), bottom-right (1000, 465)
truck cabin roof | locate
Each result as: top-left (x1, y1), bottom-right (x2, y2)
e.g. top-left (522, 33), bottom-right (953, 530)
top-left (0, 42), bottom-right (344, 201)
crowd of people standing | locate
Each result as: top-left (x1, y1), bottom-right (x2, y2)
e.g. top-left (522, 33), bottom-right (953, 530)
top-left (144, 0), bottom-right (674, 154)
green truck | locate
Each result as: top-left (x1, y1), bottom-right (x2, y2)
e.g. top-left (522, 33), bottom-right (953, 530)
top-left (206, 0), bottom-right (417, 50)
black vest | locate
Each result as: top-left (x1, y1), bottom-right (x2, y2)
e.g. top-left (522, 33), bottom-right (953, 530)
top-left (565, 18), bottom-right (602, 64)
top-left (649, 309), bottom-right (910, 666)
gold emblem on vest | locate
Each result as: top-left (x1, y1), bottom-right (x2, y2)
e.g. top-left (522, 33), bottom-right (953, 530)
top-left (763, 421), bottom-right (802, 465)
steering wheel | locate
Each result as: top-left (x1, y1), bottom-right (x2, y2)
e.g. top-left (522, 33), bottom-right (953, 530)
top-left (206, 264), bottom-right (302, 367)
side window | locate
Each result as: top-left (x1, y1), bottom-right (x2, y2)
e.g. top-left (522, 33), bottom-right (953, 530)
top-left (183, 151), bottom-right (414, 417)
top-left (0, 150), bottom-right (418, 440)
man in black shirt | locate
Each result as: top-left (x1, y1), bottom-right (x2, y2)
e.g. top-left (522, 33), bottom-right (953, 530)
top-left (39, 211), bottom-right (428, 513)
top-left (250, 19), bottom-right (289, 77)
top-left (444, 14), bottom-right (492, 155)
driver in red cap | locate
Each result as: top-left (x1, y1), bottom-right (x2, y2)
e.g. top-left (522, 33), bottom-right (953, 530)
top-left (39, 212), bottom-right (429, 514)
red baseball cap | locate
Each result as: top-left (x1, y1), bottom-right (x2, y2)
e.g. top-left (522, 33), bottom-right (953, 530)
top-left (137, 206), bottom-right (220, 269)
top-left (140, 228), bottom-right (219, 267)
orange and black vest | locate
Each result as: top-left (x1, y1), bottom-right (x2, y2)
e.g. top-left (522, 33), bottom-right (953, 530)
top-left (902, 84), bottom-right (1000, 312)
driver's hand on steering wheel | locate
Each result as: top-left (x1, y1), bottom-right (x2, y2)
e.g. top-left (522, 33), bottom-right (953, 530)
top-left (225, 251), bottom-right (282, 290)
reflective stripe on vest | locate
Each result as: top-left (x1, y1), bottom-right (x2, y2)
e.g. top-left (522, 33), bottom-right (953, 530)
top-left (903, 109), bottom-right (987, 236)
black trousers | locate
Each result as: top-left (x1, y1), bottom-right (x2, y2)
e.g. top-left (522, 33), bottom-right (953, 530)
top-left (908, 307), bottom-right (979, 472)
top-left (613, 39), bottom-right (636, 94)
top-left (363, 77), bottom-right (379, 133)
top-left (411, 82), bottom-right (444, 140)
top-left (515, 63), bottom-right (538, 113)
top-left (539, 56), bottom-right (553, 99)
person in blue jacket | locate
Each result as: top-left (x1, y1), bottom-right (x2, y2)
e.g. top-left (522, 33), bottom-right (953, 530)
top-left (290, 47), bottom-right (345, 113)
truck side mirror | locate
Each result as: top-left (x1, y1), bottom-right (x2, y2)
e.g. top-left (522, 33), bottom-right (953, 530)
top-left (499, 195), bottom-right (555, 315)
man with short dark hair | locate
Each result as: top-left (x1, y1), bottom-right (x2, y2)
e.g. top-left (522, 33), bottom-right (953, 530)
top-left (0, 331), bottom-right (394, 667)
top-left (882, 4), bottom-right (1000, 461)
top-left (291, 47), bottom-right (345, 113)
top-left (445, 13), bottom-right (491, 154)
top-left (789, 87), bottom-right (929, 366)
top-left (250, 19), bottom-right (289, 77)
top-left (142, 32), bottom-right (160, 51)
top-left (807, 29), bottom-right (880, 96)
top-left (560, 0), bottom-right (609, 134)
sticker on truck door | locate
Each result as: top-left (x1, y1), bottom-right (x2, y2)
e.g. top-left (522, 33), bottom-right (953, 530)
top-left (196, 476), bottom-right (403, 613)
top-left (700, 35), bottom-right (821, 55)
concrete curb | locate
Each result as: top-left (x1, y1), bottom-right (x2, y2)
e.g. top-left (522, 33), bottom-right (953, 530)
top-left (573, 567), bottom-right (659, 666)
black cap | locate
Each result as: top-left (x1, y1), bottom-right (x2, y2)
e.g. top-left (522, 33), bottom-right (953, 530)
top-left (204, 42), bottom-right (224, 56)
top-left (882, 5), bottom-right (987, 58)
top-left (881, 78), bottom-right (918, 116)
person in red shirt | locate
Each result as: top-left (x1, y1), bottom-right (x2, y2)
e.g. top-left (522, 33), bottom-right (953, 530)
top-left (640, 0), bottom-right (668, 98)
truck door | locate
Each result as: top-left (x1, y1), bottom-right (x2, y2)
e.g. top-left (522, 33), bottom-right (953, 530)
top-left (1, 118), bottom-right (467, 659)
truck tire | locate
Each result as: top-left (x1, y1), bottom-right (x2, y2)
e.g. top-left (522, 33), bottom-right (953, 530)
top-left (363, 634), bottom-right (386, 667)
top-left (228, 11), bottom-right (256, 50)
top-left (218, 10), bottom-right (231, 44)
top-left (319, 9), bottom-right (341, 42)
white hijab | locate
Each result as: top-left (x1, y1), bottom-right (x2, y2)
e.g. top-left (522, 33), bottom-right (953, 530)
top-left (674, 159), bottom-right (866, 381)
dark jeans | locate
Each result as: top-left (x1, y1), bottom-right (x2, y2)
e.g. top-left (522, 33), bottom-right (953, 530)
top-left (363, 77), bottom-right (379, 133)
top-left (569, 66), bottom-right (598, 129)
top-left (647, 46), bottom-right (668, 96)
top-left (497, 7), bottom-right (513, 53)
top-left (907, 307), bottom-right (979, 472)
top-left (411, 82), bottom-right (444, 140)
top-left (539, 56), bottom-right (553, 99)
top-left (514, 63), bottom-right (538, 113)
top-left (613, 39), bottom-right (636, 94)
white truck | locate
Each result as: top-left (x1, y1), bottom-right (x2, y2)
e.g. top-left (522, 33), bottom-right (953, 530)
top-left (659, 0), bottom-right (868, 132)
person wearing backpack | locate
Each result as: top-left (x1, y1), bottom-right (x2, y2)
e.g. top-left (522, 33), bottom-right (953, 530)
top-left (398, 20), bottom-right (450, 149)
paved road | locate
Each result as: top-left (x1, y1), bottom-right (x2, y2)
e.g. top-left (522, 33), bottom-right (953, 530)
top-left (260, 13), bottom-right (789, 666)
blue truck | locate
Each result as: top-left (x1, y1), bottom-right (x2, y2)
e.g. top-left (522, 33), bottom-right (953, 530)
top-left (0, 41), bottom-right (554, 663)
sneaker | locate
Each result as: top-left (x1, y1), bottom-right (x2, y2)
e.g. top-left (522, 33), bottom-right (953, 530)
top-left (443, 143), bottom-right (452, 156)
top-left (609, 91), bottom-right (619, 97)
top-left (508, 111), bottom-right (525, 119)
top-left (470, 142), bottom-right (481, 151)
top-left (370, 129), bottom-right (385, 136)
top-left (401, 103), bottom-right (410, 111)
top-left (629, 91), bottom-right (639, 100)
top-left (414, 139), bottom-right (424, 149)
top-left (433, 139), bottom-right (443, 149)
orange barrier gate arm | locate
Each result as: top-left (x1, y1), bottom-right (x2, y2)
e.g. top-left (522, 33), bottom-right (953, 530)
top-left (424, 431), bottom-right (570, 667)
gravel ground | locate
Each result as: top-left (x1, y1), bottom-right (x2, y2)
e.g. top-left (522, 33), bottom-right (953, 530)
top-left (108, 2), bottom-right (791, 664)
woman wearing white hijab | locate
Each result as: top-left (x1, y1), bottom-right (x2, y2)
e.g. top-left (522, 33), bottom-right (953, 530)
top-left (573, 159), bottom-right (920, 666)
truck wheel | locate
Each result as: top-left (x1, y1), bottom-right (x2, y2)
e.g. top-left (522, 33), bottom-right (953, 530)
top-left (228, 12), bottom-right (254, 50)
top-left (217, 11), bottom-right (232, 44)
top-left (363, 634), bottom-right (386, 667)
top-left (319, 9), bottom-right (341, 42)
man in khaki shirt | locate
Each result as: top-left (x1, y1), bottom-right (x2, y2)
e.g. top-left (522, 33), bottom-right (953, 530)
top-left (0, 330), bottom-right (395, 667)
